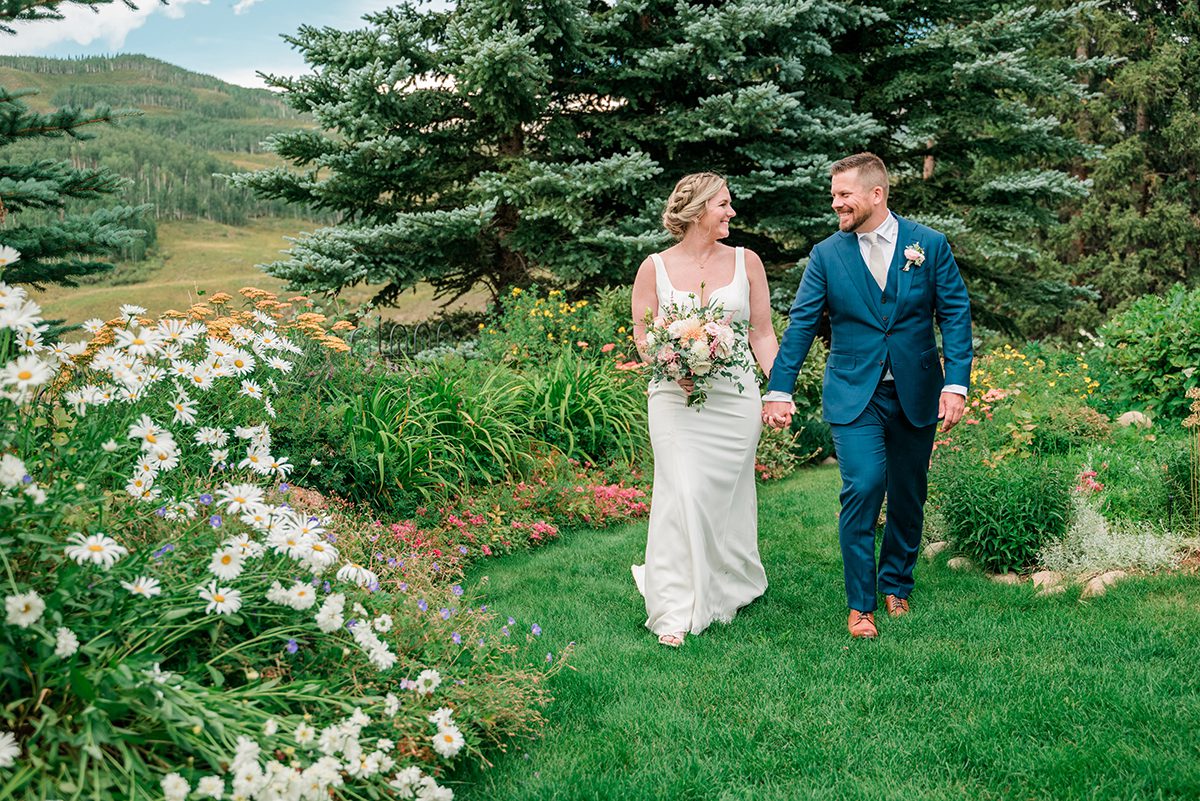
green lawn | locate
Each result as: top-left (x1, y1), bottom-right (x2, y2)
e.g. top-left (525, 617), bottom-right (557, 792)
top-left (456, 466), bottom-right (1200, 801)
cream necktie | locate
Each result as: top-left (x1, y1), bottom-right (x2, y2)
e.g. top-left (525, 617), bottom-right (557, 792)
top-left (864, 232), bottom-right (887, 291)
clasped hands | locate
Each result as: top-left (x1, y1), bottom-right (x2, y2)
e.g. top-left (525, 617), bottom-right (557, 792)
top-left (762, 400), bottom-right (795, 430)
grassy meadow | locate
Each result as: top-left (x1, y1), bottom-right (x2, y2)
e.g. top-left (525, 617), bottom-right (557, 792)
top-left (455, 466), bottom-right (1200, 801)
top-left (32, 217), bottom-right (490, 326)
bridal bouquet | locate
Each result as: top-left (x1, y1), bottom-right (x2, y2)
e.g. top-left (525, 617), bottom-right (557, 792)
top-left (642, 299), bottom-right (752, 408)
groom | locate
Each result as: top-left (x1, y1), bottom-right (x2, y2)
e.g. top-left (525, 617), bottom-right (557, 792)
top-left (763, 153), bottom-right (972, 639)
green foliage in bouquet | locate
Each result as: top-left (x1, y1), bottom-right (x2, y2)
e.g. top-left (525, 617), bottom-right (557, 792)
top-left (0, 286), bottom-right (559, 798)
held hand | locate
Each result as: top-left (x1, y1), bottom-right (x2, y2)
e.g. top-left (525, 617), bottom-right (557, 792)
top-left (676, 377), bottom-right (695, 395)
top-left (762, 400), bottom-right (795, 430)
top-left (938, 392), bottom-right (966, 432)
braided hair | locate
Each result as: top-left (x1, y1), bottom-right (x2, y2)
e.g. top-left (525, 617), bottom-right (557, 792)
top-left (661, 172), bottom-right (726, 239)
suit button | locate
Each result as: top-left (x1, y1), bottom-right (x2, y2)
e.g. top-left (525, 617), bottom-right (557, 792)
top-left (878, 360), bottom-right (884, 366)
top-left (883, 315), bottom-right (889, 322)
top-left (885, 332), bottom-right (891, 338)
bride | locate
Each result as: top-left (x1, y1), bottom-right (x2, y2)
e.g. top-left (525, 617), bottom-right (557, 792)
top-left (630, 172), bottom-right (783, 647)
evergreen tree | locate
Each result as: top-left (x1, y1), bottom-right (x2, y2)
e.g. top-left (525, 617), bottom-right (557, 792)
top-left (233, 0), bottom-right (880, 306)
top-left (1050, 1), bottom-right (1200, 327)
top-left (849, 1), bottom-right (1113, 334)
top-left (0, 2), bottom-right (159, 286)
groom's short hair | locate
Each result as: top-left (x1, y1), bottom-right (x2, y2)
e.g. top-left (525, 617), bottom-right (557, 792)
top-left (832, 153), bottom-right (889, 198)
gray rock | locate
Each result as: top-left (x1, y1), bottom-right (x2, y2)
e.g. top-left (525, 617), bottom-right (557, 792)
top-left (946, 556), bottom-right (974, 571)
top-left (821, 456), bottom-right (838, 466)
top-left (922, 540), bottom-right (950, 560)
top-left (1116, 411), bottom-right (1152, 428)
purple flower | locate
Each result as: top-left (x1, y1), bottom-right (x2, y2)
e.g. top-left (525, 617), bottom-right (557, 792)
top-left (326, 532), bottom-right (337, 543)
top-left (451, 632), bottom-right (462, 645)
top-left (501, 626), bottom-right (510, 637)
top-left (198, 493), bottom-right (213, 505)
top-left (399, 582), bottom-right (408, 592)
top-left (346, 619), bottom-right (358, 630)
top-left (374, 552), bottom-right (384, 562)
top-left (480, 605), bottom-right (488, 612)
top-left (286, 639), bottom-right (299, 654)
top-left (546, 652), bottom-right (553, 663)
top-left (367, 581), bottom-right (379, 593)
top-left (478, 638), bottom-right (485, 646)
top-left (21, 474), bottom-right (32, 485)
top-left (322, 581), bottom-right (332, 593)
top-left (152, 543), bottom-right (175, 559)
top-left (387, 557), bottom-right (398, 566)
top-left (531, 624), bottom-right (542, 636)
top-left (155, 506), bottom-right (167, 517)
top-left (417, 599), bottom-right (428, 612)
top-left (279, 483), bottom-right (290, 492)
top-left (209, 514), bottom-right (222, 528)
top-left (451, 584), bottom-right (464, 597)
top-left (507, 617), bottom-right (515, 626)
top-left (458, 545), bottom-right (468, 555)
top-left (431, 562), bottom-right (439, 572)
top-left (439, 608), bottom-right (451, 620)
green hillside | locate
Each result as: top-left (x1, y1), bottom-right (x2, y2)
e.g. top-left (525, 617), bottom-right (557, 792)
top-left (0, 54), bottom-right (317, 224)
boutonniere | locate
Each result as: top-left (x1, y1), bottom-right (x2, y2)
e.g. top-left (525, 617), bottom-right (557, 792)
top-left (902, 242), bottom-right (925, 272)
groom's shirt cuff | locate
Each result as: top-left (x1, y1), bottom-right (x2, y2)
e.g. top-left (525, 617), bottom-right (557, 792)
top-left (943, 384), bottom-right (967, 396)
top-left (762, 390), bottom-right (793, 403)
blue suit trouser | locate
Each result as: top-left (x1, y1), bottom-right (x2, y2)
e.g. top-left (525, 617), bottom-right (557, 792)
top-left (829, 381), bottom-right (938, 612)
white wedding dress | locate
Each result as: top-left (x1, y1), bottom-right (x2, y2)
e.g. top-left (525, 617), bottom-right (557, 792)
top-left (632, 246), bottom-right (768, 636)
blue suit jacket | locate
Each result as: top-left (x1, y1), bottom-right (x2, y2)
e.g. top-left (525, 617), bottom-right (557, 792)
top-left (767, 216), bottom-right (973, 428)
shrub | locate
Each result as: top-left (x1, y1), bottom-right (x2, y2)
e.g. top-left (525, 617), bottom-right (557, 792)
top-left (1090, 283), bottom-right (1200, 420)
top-left (1039, 494), bottom-right (1186, 574)
top-left (930, 451), bottom-right (1072, 573)
top-left (0, 287), bottom-right (559, 797)
top-left (477, 286), bottom-right (636, 366)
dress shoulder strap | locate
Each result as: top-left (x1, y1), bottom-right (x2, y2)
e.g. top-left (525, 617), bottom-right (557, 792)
top-left (735, 246), bottom-right (747, 286)
top-left (649, 252), bottom-right (671, 292)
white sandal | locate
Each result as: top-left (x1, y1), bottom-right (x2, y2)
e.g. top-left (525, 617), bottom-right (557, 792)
top-left (657, 631), bottom-right (686, 648)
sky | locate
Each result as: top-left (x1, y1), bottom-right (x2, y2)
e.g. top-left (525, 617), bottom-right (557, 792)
top-left (0, 0), bottom-right (448, 89)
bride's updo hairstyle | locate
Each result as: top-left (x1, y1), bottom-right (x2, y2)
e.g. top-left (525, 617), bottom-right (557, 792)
top-left (662, 172), bottom-right (726, 239)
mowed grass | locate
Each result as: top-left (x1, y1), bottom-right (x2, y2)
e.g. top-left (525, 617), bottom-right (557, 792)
top-left (32, 217), bottom-right (490, 326)
top-left (455, 466), bottom-right (1200, 801)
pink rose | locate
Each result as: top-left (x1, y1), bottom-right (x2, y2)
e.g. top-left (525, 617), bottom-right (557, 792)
top-left (904, 247), bottom-right (923, 263)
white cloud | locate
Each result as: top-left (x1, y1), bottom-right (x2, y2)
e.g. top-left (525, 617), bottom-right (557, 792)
top-left (232, 0), bottom-right (264, 15)
top-left (0, 0), bottom-right (210, 54)
top-left (208, 64), bottom-right (296, 90)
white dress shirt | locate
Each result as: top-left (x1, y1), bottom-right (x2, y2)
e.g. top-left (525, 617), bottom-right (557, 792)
top-left (764, 211), bottom-right (967, 404)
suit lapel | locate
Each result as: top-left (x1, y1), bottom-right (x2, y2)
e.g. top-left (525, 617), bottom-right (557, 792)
top-left (834, 232), bottom-right (884, 326)
top-left (891, 216), bottom-right (915, 318)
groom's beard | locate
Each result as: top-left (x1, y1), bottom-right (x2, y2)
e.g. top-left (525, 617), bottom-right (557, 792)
top-left (838, 206), bottom-right (873, 232)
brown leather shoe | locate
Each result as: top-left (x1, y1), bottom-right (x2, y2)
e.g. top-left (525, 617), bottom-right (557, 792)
top-left (884, 595), bottom-right (910, 618)
top-left (847, 610), bottom-right (877, 639)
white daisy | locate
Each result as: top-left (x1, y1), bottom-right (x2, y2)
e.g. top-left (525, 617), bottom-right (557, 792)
top-left (81, 318), bottom-right (105, 335)
top-left (252, 310), bottom-right (277, 328)
top-left (195, 427), bottom-right (229, 446)
top-left (119, 303), bottom-right (147, 320)
top-left (64, 532), bottom-right (128, 569)
top-left (169, 394), bottom-right (198, 426)
top-left (0, 730), bottom-right (18, 769)
top-left (161, 772), bottom-right (189, 801)
top-left (415, 668), bottom-right (442, 695)
top-left (208, 547), bottom-right (244, 580)
top-left (121, 576), bottom-right (163, 597)
top-left (0, 355), bottom-right (54, 390)
top-left (239, 379), bottom-right (264, 400)
top-left (195, 775), bottom-right (225, 799)
top-left (210, 448), bottom-right (230, 468)
top-left (225, 348), bottom-right (256, 375)
top-left (54, 626), bottom-right (80, 658)
top-left (101, 439), bottom-right (118, 453)
top-left (199, 581), bottom-right (243, 616)
top-left (4, 590), bottom-right (45, 628)
top-left (285, 581), bottom-right (317, 610)
top-left (431, 724), bottom-right (464, 758)
top-left (114, 326), bottom-right (163, 357)
top-left (216, 483), bottom-right (265, 513)
top-left (336, 562), bottom-right (378, 588)
top-left (0, 453), bottom-right (27, 488)
top-left (373, 614), bottom-right (394, 633)
top-left (294, 721), bottom-right (316, 746)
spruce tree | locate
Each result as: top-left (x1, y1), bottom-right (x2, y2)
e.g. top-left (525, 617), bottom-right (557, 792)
top-left (849, 1), bottom-right (1113, 334)
top-left (233, 0), bottom-right (879, 306)
top-left (1050, 1), bottom-right (1200, 326)
top-left (0, 1), bottom-right (158, 287)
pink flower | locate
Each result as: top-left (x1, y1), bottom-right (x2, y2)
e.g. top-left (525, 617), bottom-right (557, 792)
top-left (904, 247), bottom-right (923, 263)
top-left (601, 343), bottom-right (616, 353)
